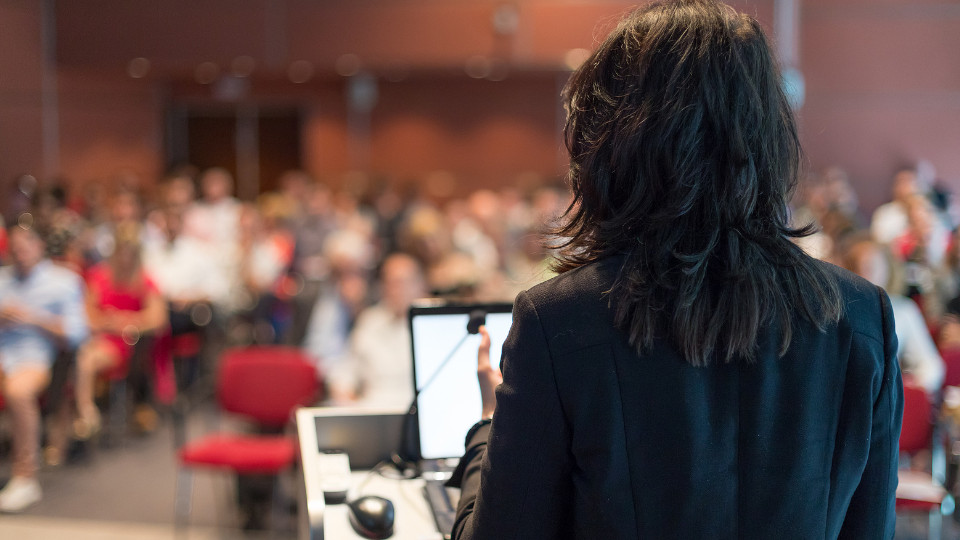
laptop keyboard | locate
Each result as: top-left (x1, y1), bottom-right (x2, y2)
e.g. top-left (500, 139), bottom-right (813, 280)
top-left (423, 479), bottom-right (456, 539)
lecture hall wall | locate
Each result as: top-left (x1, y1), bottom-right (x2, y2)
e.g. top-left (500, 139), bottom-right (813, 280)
top-left (1, 0), bottom-right (957, 213)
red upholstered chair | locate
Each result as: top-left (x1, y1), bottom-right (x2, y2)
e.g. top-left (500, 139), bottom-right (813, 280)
top-left (896, 381), bottom-right (952, 539)
top-left (174, 346), bottom-right (320, 530)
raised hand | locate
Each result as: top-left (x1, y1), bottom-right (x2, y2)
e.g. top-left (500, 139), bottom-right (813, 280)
top-left (476, 325), bottom-right (502, 420)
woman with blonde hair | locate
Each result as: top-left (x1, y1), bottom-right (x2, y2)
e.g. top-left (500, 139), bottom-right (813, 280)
top-left (75, 222), bottom-right (166, 436)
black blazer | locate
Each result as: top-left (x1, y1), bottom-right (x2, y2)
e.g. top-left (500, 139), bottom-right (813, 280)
top-left (450, 256), bottom-right (902, 539)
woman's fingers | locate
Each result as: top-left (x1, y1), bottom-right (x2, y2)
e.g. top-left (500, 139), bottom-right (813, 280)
top-left (478, 325), bottom-right (491, 369)
top-left (477, 326), bottom-right (501, 419)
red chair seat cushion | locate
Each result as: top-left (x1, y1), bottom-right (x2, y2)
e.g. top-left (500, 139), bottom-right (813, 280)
top-left (895, 470), bottom-right (946, 512)
top-left (179, 434), bottom-right (295, 474)
top-left (896, 498), bottom-right (942, 512)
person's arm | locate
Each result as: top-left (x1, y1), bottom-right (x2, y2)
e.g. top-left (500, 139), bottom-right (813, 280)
top-left (450, 291), bottom-right (573, 539)
top-left (0, 272), bottom-right (89, 348)
top-left (59, 272), bottom-right (90, 349)
top-left (131, 288), bottom-right (168, 334)
top-left (0, 304), bottom-right (63, 335)
top-left (84, 279), bottom-right (112, 333)
top-left (325, 306), bottom-right (367, 403)
top-left (839, 288), bottom-right (903, 539)
top-left (897, 298), bottom-right (945, 394)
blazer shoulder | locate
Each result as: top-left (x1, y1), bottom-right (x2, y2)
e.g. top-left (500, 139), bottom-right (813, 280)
top-left (523, 258), bottom-right (618, 311)
top-left (517, 258), bottom-right (622, 352)
top-left (813, 258), bottom-right (887, 341)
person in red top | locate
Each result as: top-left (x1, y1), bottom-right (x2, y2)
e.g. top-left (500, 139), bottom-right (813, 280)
top-left (74, 223), bottom-right (167, 436)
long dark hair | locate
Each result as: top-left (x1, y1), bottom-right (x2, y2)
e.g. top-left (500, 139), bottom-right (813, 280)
top-left (556, 0), bottom-right (842, 365)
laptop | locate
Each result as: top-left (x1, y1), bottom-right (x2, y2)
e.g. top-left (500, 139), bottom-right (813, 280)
top-left (408, 301), bottom-right (514, 537)
top-left (305, 406), bottom-right (407, 469)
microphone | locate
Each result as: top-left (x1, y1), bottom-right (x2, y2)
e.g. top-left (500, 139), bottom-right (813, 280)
top-left (397, 308), bottom-right (488, 468)
top-left (466, 309), bottom-right (486, 335)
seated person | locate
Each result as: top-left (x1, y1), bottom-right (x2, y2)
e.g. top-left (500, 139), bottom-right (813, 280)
top-left (143, 208), bottom-right (222, 392)
top-left (890, 195), bottom-right (950, 323)
top-left (845, 239), bottom-right (944, 394)
top-left (327, 253), bottom-right (426, 408)
top-left (143, 207), bottom-right (224, 312)
top-left (0, 223), bottom-right (87, 512)
top-left (237, 198), bottom-right (296, 344)
top-left (302, 229), bottom-right (373, 378)
top-left (75, 223), bottom-right (167, 436)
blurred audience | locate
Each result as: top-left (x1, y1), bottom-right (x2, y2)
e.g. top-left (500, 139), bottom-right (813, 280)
top-left (0, 223), bottom-right (87, 512)
top-left (302, 229), bottom-right (372, 377)
top-left (142, 207), bottom-right (219, 395)
top-left (327, 253), bottom-right (426, 408)
top-left (871, 169), bottom-right (921, 245)
top-left (143, 208), bottom-right (222, 315)
top-left (183, 168), bottom-right (243, 313)
top-left (75, 223), bottom-right (167, 437)
top-left (843, 238), bottom-right (944, 395)
top-left (11, 158), bottom-right (960, 516)
top-left (286, 181), bottom-right (337, 345)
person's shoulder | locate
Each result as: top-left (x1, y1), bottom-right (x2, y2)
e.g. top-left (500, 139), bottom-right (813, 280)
top-left (871, 201), bottom-right (896, 214)
top-left (514, 257), bottom-right (621, 352)
top-left (509, 257), bottom-right (636, 359)
top-left (812, 257), bottom-right (877, 301)
top-left (41, 262), bottom-right (85, 291)
top-left (354, 303), bottom-right (395, 329)
top-left (84, 261), bottom-right (111, 284)
top-left (812, 258), bottom-right (887, 341)
top-left (522, 257), bottom-right (618, 310)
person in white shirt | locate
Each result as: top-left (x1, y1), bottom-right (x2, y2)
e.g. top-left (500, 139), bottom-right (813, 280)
top-left (845, 238), bottom-right (945, 395)
top-left (184, 168), bottom-right (241, 244)
top-left (328, 253), bottom-right (426, 408)
top-left (870, 169), bottom-right (920, 245)
top-left (143, 209), bottom-right (226, 308)
top-left (143, 208), bottom-right (224, 395)
top-left (183, 168), bottom-right (242, 312)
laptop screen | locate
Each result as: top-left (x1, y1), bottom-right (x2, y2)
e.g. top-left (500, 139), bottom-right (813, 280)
top-left (310, 407), bottom-right (407, 469)
top-left (409, 302), bottom-right (513, 461)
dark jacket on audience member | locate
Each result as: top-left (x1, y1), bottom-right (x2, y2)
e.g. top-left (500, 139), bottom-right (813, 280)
top-left (450, 255), bottom-right (902, 539)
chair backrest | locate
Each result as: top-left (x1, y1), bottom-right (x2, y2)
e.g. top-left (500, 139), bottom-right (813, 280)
top-left (899, 381), bottom-right (933, 454)
top-left (217, 346), bottom-right (320, 428)
top-left (940, 347), bottom-right (960, 389)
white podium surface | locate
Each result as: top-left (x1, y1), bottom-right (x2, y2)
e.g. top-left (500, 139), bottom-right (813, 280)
top-left (296, 407), bottom-right (447, 540)
top-left (323, 472), bottom-right (444, 540)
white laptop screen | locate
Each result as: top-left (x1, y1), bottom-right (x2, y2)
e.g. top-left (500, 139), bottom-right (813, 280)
top-left (410, 303), bottom-right (513, 461)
